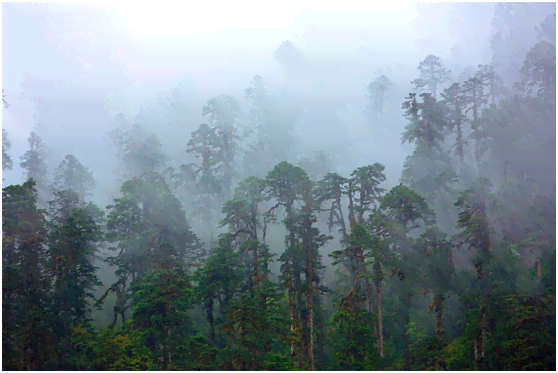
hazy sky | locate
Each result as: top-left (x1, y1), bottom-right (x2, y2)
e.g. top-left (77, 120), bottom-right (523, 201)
top-left (1, 2), bottom-right (552, 208)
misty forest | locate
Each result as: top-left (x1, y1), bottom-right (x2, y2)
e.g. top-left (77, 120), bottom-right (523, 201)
top-left (2, 3), bottom-right (556, 371)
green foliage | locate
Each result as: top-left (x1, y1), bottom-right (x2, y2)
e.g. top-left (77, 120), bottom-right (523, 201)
top-left (2, 128), bottom-right (13, 173)
top-left (3, 30), bottom-right (555, 371)
top-left (52, 154), bottom-right (96, 200)
top-left (380, 183), bottom-right (436, 237)
top-left (330, 292), bottom-right (379, 370)
top-left (3, 179), bottom-right (54, 370)
top-left (131, 268), bottom-right (194, 369)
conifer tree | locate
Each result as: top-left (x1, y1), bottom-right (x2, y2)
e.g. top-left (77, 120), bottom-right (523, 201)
top-left (103, 171), bottom-right (202, 328)
top-left (20, 131), bottom-right (50, 207)
top-left (244, 75), bottom-right (295, 169)
top-left (293, 178), bottom-right (331, 369)
top-left (51, 154), bottom-right (96, 201)
top-left (107, 120), bottom-right (167, 182)
top-left (202, 95), bottom-right (243, 199)
top-left (412, 55), bottom-right (451, 99)
top-left (265, 161), bottom-right (309, 363)
top-left (440, 83), bottom-right (467, 163)
top-left (131, 266), bottom-right (193, 370)
top-left (415, 227), bottom-right (455, 370)
top-left (454, 176), bottom-right (493, 368)
top-left (368, 75), bottom-right (393, 114)
top-left (514, 40), bottom-right (556, 104)
top-left (2, 129), bottom-right (13, 177)
top-left (46, 201), bottom-right (103, 369)
top-left (379, 184), bottom-right (436, 369)
top-left (2, 180), bottom-right (52, 370)
top-left (183, 122), bottom-right (222, 240)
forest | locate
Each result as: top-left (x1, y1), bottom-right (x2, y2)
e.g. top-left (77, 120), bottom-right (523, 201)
top-left (2, 5), bottom-right (556, 371)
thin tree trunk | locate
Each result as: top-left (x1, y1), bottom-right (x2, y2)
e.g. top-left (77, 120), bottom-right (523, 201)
top-left (110, 297), bottom-right (119, 329)
top-left (307, 286), bottom-right (314, 370)
top-left (473, 340), bottom-right (479, 370)
top-left (364, 277), bottom-right (373, 313)
top-left (449, 249), bottom-right (454, 271)
top-left (478, 199), bottom-right (490, 364)
top-left (263, 218), bottom-right (268, 278)
top-left (352, 253), bottom-right (360, 289)
top-left (404, 348), bottom-right (411, 371)
top-left (348, 184), bottom-right (355, 230)
top-left (435, 294), bottom-right (445, 370)
top-left (435, 294), bottom-right (444, 342)
top-left (399, 273), bottom-right (412, 371)
top-left (208, 298), bottom-right (215, 346)
top-left (456, 118), bottom-right (464, 163)
top-left (537, 257), bottom-right (541, 279)
top-left (359, 251), bottom-right (373, 313)
top-left (159, 343), bottom-right (166, 370)
top-left (306, 212), bottom-right (315, 371)
top-left (376, 278), bottom-right (384, 358)
top-left (288, 268), bottom-right (295, 362)
top-left (481, 311), bottom-right (486, 358)
top-left (321, 272), bottom-right (327, 309)
top-left (223, 132), bottom-right (232, 198)
top-left (337, 198), bottom-right (348, 238)
top-left (253, 239), bottom-right (259, 286)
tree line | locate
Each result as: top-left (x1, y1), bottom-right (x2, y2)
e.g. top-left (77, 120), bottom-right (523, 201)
top-left (2, 14), bottom-right (555, 370)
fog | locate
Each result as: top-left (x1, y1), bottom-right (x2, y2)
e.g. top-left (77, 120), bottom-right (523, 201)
top-left (2, 2), bottom-right (555, 330)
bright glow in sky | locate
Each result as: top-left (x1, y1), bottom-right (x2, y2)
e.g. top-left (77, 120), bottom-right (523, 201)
top-left (107, 2), bottom-right (303, 41)
top-left (106, 1), bottom-right (417, 44)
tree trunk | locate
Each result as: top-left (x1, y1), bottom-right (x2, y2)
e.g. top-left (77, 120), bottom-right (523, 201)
top-left (359, 252), bottom-right (373, 313)
top-left (435, 294), bottom-right (444, 342)
top-left (288, 268), bottom-right (295, 362)
top-left (348, 183), bottom-right (356, 230)
top-left (403, 348), bottom-right (411, 371)
top-left (306, 235), bottom-right (315, 370)
top-left (473, 340), bottom-right (479, 370)
top-left (159, 343), bottom-right (167, 370)
top-left (223, 132), bottom-right (232, 198)
top-left (253, 239), bottom-right (259, 286)
top-left (208, 298), bottom-right (215, 346)
top-left (537, 257), bottom-right (541, 279)
top-left (321, 272), bottom-right (327, 309)
top-left (456, 117), bottom-right (464, 163)
top-left (376, 278), bottom-right (384, 358)
top-left (435, 294), bottom-right (445, 370)
top-left (448, 249), bottom-right (454, 271)
top-left (337, 198), bottom-right (348, 238)
top-left (365, 277), bottom-right (373, 313)
top-left (478, 199), bottom-right (490, 362)
top-left (263, 218), bottom-right (269, 278)
top-left (352, 258), bottom-right (359, 289)
top-left (307, 288), bottom-right (314, 370)
top-left (481, 311), bottom-right (486, 358)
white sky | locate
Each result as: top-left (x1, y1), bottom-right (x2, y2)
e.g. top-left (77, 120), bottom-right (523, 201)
top-left (2, 1), bottom-right (551, 199)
